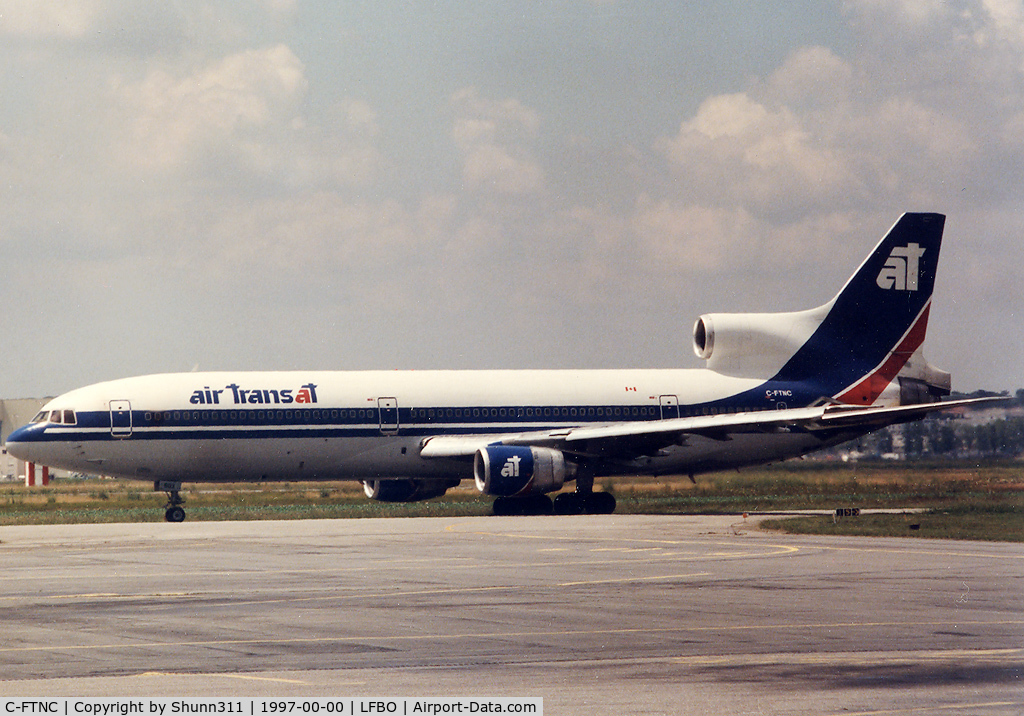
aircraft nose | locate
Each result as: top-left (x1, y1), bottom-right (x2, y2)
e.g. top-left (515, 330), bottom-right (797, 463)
top-left (5, 424), bottom-right (44, 461)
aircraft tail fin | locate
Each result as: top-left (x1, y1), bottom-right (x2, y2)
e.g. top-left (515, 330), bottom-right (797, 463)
top-left (773, 212), bottom-right (946, 403)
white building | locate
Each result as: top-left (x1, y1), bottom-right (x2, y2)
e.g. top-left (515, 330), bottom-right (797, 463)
top-left (1, 398), bottom-right (51, 481)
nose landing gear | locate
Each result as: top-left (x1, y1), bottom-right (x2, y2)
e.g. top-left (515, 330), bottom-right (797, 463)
top-left (155, 481), bottom-right (186, 522)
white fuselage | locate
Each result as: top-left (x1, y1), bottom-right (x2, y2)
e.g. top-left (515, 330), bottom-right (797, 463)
top-left (7, 368), bottom-right (850, 484)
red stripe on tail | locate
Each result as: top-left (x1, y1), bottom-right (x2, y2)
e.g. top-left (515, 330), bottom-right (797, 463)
top-left (836, 303), bottom-right (931, 405)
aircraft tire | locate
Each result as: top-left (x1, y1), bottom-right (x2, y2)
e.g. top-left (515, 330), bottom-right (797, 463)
top-left (165, 506), bottom-right (186, 523)
top-left (553, 492), bottom-right (585, 516)
top-left (586, 491), bottom-right (616, 514)
top-left (492, 494), bottom-right (552, 516)
top-left (492, 496), bottom-right (513, 516)
top-left (528, 494), bottom-right (554, 515)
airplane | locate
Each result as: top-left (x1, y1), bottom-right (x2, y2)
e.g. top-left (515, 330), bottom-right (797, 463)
top-left (5, 213), bottom-right (998, 521)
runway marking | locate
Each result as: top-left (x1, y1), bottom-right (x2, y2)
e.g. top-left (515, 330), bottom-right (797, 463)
top-left (136, 671), bottom-right (315, 685)
top-left (464, 528), bottom-right (741, 547)
top-left (0, 561), bottom-right (471, 583)
top-left (453, 525), bottom-right (1024, 562)
top-left (2, 620), bottom-right (1022, 655)
top-left (461, 528), bottom-right (803, 560)
top-left (0, 542), bottom-right (789, 585)
top-left (49, 592), bottom-right (194, 600)
top-left (557, 572), bottom-right (709, 587)
top-left (214, 674), bottom-right (313, 685)
top-left (806, 543), bottom-right (1024, 561)
top-left (836, 702), bottom-right (1023, 715)
top-left (1, 544), bottom-right (795, 603)
top-left (223, 571), bottom-right (712, 606)
top-left (671, 647), bottom-right (1024, 667)
top-left (3, 571), bottom-right (713, 608)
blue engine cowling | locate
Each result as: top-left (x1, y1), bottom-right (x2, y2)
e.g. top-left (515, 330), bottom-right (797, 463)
top-left (473, 446), bottom-right (566, 497)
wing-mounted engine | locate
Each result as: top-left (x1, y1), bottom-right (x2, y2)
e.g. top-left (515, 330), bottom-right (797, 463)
top-left (473, 446), bottom-right (567, 497)
top-left (362, 478), bottom-right (460, 503)
top-left (693, 306), bottom-right (827, 379)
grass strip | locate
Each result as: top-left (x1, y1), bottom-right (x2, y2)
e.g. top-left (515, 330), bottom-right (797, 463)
top-left (760, 504), bottom-right (1024, 542)
top-left (0, 463), bottom-right (1021, 542)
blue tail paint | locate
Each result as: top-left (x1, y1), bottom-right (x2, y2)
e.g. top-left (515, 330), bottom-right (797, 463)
top-left (772, 212), bottom-right (945, 401)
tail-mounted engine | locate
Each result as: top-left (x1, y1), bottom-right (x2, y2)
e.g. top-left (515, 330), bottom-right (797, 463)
top-left (474, 446), bottom-right (566, 497)
top-left (693, 308), bottom-right (826, 379)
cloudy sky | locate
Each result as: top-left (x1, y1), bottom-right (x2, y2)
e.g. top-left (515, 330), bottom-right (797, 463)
top-left (1, 0), bottom-right (1021, 397)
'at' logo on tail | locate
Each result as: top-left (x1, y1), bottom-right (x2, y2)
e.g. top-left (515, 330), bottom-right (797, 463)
top-left (876, 243), bottom-right (926, 291)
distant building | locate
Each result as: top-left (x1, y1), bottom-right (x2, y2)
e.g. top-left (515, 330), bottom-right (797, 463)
top-left (1, 398), bottom-right (51, 481)
top-left (812, 399), bottom-right (1024, 462)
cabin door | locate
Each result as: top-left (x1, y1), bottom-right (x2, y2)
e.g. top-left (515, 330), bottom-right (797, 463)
top-left (110, 400), bottom-right (133, 437)
top-left (378, 397), bottom-right (399, 435)
top-left (659, 395), bottom-right (680, 420)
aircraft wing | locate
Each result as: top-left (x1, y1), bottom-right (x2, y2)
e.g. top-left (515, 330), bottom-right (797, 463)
top-left (418, 397), bottom-right (1004, 461)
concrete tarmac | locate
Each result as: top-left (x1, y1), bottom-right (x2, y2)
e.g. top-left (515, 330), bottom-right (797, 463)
top-left (1, 515), bottom-right (1022, 715)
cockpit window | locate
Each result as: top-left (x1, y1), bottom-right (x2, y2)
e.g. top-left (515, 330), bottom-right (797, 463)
top-left (31, 409), bottom-right (76, 425)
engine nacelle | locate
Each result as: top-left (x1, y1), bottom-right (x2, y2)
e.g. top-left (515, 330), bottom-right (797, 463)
top-left (693, 307), bottom-right (826, 379)
top-left (362, 478), bottom-right (459, 503)
top-left (473, 446), bottom-right (566, 497)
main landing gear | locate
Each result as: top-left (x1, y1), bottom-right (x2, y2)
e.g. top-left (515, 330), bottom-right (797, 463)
top-left (553, 490), bottom-right (616, 515)
top-left (490, 490), bottom-right (617, 516)
top-left (156, 481), bottom-right (186, 522)
top-left (553, 466), bottom-right (616, 515)
top-left (491, 466), bottom-right (617, 516)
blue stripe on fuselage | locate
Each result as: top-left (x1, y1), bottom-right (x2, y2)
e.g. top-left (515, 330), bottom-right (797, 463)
top-left (13, 386), bottom-right (827, 445)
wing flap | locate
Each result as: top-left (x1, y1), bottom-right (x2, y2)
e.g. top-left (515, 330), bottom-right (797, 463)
top-left (815, 396), bottom-right (1002, 428)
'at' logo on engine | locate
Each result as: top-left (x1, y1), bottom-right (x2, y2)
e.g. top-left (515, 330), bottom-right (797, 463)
top-left (876, 243), bottom-right (926, 291)
top-left (501, 455), bottom-right (522, 477)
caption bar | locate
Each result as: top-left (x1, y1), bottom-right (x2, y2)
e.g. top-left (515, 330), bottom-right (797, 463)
top-left (2, 700), bottom-right (541, 716)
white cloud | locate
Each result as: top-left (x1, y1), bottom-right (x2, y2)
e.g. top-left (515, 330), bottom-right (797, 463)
top-left (460, 143), bottom-right (546, 195)
top-left (632, 200), bottom-right (760, 273)
top-left (2, 2), bottom-right (1023, 392)
top-left (658, 93), bottom-right (857, 215)
top-left (108, 46), bottom-right (381, 190)
top-left (843, 0), bottom-right (953, 28)
top-left (767, 46), bottom-right (853, 103)
top-left (651, 0), bottom-right (1022, 239)
top-left (976, 0), bottom-right (1024, 43)
top-left (115, 45), bottom-right (306, 171)
top-left (450, 88), bottom-right (545, 195)
top-left (0, 0), bottom-right (102, 38)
